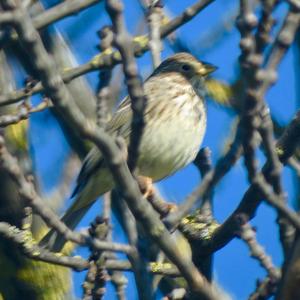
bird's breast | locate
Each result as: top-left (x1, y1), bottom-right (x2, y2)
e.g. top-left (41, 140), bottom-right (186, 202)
top-left (137, 91), bottom-right (206, 181)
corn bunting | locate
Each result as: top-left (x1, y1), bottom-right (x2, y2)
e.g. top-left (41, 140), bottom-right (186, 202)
top-left (41, 52), bottom-right (217, 251)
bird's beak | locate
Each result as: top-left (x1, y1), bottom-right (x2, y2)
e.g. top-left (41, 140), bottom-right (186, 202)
top-left (197, 62), bottom-right (218, 76)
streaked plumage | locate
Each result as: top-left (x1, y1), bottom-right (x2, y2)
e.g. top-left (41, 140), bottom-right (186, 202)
top-left (41, 52), bottom-right (216, 251)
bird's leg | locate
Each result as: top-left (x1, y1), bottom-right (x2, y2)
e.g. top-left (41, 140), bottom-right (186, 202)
top-left (137, 176), bottom-right (177, 218)
top-left (137, 176), bottom-right (153, 198)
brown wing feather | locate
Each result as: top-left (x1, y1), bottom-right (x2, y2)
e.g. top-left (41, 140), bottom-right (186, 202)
top-left (74, 96), bottom-right (133, 193)
top-left (74, 74), bottom-right (165, 191)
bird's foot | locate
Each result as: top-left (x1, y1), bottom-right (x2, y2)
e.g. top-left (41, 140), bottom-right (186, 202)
top-left (137, 176), bottom-right (177, 218)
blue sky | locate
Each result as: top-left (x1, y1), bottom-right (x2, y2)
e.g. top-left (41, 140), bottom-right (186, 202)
top-left (13, 1), bottom-right (297, 299)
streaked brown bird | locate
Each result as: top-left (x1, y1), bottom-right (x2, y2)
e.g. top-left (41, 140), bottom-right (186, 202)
top-left (41, 52), bottom-right (217, 251)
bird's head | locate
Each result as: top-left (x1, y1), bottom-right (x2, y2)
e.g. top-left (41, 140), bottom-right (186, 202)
top-left (152, 52), bottom-right (217, 81)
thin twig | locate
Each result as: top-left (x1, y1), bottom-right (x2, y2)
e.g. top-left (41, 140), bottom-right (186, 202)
top-left (0, 98), bottom-right (51, 127)
top-left (248, 276), bottom-right (278, 300)
top-left (147, 0), bottom-right (163, 68)
top-left (97, 26), bottom-right (113, 128)
top-left (237, 215), bottom-right (281, 281)
top-left (287, 157), bottom-right (300, 177)
top-left (106, 0), bottom-right (147, 172)
top-left (32, 0), bottom-right (102, 31)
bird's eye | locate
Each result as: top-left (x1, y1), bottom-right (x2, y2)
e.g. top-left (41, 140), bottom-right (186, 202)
top-left (181, 64), bottom-right (191, 71)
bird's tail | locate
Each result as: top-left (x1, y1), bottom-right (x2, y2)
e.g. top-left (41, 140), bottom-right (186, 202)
top-left (39, 193), bottom-right (94, 252)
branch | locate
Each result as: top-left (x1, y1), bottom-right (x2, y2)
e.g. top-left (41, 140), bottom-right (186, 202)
top-left (0, 98), bottom-right (51, 127)
top-left (164, 121), bottom-right (243, 230)
top-left (0, 221), bottom-right (89, 270)
top-left (0, 0), bottom-right (214, 107)
top-left (0, 220), bottom-right (183, 277)
top-left (249, 275), bottom-right (278, 300)
top-left (111, 191), bottom-right (153, 300)
top-left (106, 0), bottom-right (147, 172)
top-left (182, 108), bottom-right (300, 256)
top-left (160, 0), bottom-right (214, 37)
top-left (147, 0), bottom-right (163, 68)
top-left (96, 26), bottom-right (113, 128)
top-left (275, 234), bottom-right (300, 300)
top-left (82, 217), bottom-right (109, 300)
top-left (237, 216), bottom-right (280, 281)
top-left (32, 0), bottom-right (102, 30)
top-left (0, 135), bottom-right (133, 254)
top-left (3, 3), bottom-right (219, 299)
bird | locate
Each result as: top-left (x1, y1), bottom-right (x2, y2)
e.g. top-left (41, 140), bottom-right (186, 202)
top-left (40, 52), bottom-right (217, 251)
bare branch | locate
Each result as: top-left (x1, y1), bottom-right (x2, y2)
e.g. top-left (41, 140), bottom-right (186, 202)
top-left (249, 276), bottom-right (278, 300)
top-left (1, 3), bottom-right (220, 298)
top-left (147, 0), bottom-right (163, 68)
top-left (0, 0), bottom-right (214, 107)
top-left (97, 26), bottom-right (114, 128)
top-left (0, 98), bottom-right (51, 127)
top-left (179, 108), bottom-right (300, 256)
top-left (32, 0), bottom-right (102, 30)
top-left (106, 0), bottom-right (147, 172)
top-left (237, 216), bottom-right (280, 281)
top-left (0, 135), bottom-right (133, 254)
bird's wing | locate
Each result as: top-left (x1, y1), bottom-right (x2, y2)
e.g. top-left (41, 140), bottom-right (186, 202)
top-left (71, 146), bottom-right (103, 196)
top-left (72, 96), bottom-right (133, 196)
top-left (106, 75), bottom-right (161, 137)
top-left (73, 76), bottom-right (162, 195)
top-left (106, 95), bottom-right (133, 137)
